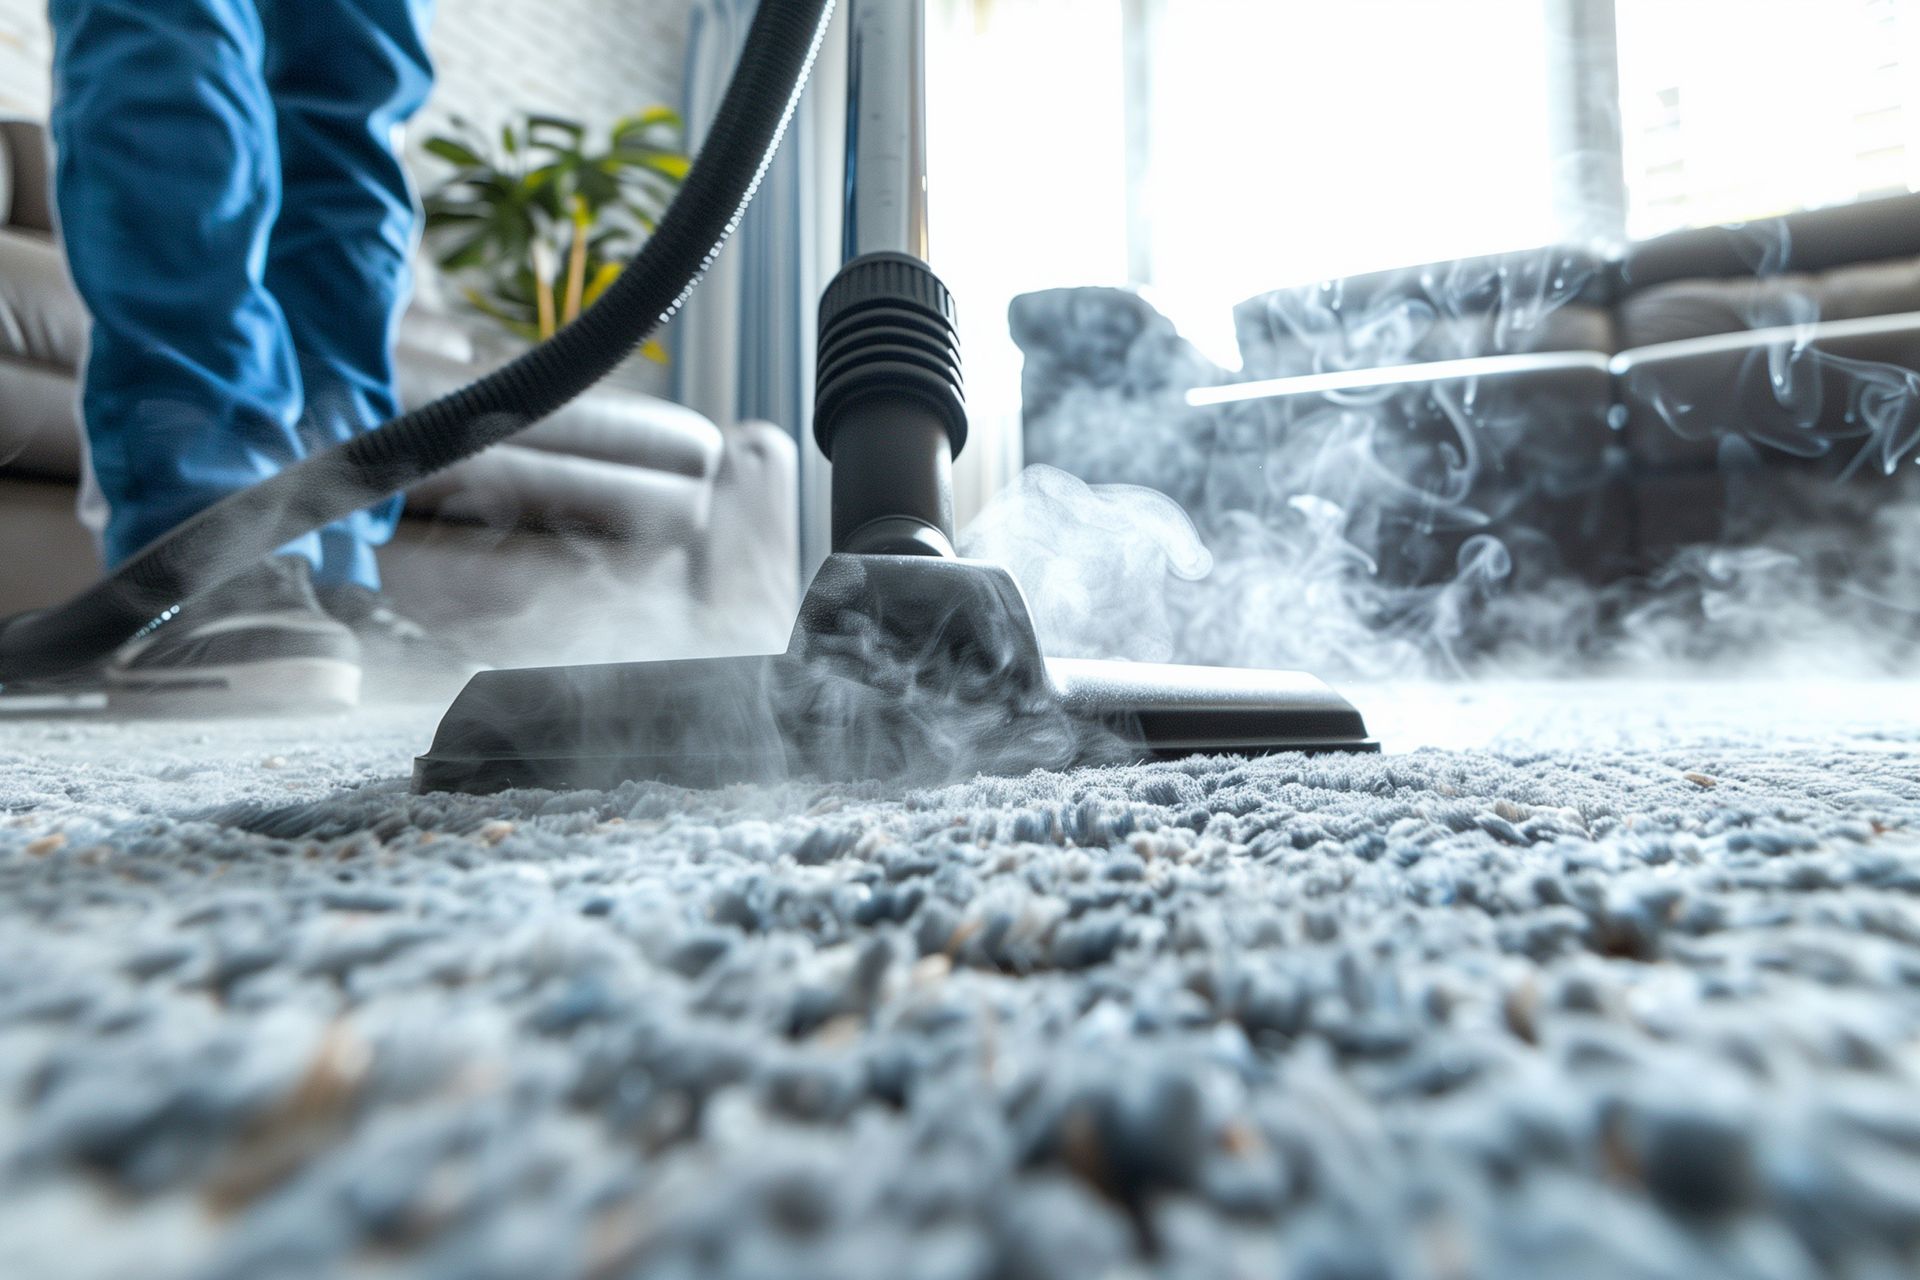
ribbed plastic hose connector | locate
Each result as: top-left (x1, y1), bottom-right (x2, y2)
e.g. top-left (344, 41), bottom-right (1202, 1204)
top-left (814, 253), bottom-right (969, 557)
top-left (814, 252), bottom-right (967, 461)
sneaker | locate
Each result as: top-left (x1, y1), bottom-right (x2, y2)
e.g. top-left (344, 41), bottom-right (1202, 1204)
top-left (0, 664), bottom-right (108, 713)
top-left (315, 584), bottom-right (485, 703)
top-left (106, 557), bottom-right (361, 715)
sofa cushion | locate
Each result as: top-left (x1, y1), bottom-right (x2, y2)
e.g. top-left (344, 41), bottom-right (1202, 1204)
top-left (1412, 306), bottom-right (1616, 363)
top-left (0, 227), bottom-right (86, 370)
top-left (0, 123), bottom-right (12, 227)
top-left (1213, 362), bottom-right (1632, 585)
top-left (0, 354), bottom-right (83, 480)
top-left (0, 121), bottom-right (53, 235)
top-left (1233, 246), bottom-right (1616, 378)
top-left (0, 476), bottom-right (99, 614)
top-left (1616, 253), bottom-right (1920, 349)
top-left (1617, 190), bottom-right (1920, 291)
top-left (1615, 312), bottom-right (1920, 473)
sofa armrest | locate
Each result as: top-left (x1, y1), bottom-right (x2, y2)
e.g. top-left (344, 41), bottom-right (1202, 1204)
top-left (0, 120), bottom-right (54, 235)
top-left (699, 420), bottom-right (799, 651)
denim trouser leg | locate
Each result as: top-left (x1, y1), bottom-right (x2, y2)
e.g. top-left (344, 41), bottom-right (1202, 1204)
top-left (47, 0), bottom-right (434, 592)
top-left (261, 0), bottom-right (435, 588)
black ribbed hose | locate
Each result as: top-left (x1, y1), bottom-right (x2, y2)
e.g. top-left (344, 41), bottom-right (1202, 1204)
top-left (0, 0), bottom-right (834, 682)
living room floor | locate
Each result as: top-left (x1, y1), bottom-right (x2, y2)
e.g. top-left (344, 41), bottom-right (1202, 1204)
top-left (4, 680), bottom-right (1920, 1278)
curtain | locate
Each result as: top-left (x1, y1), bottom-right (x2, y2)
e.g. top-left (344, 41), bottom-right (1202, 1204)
top-left (674, 0), bottom-right (844, 574)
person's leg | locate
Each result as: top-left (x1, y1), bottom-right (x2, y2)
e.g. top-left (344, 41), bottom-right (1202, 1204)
top-left (49, 0), bottom-right (367, 710)
top-left (46, 0), bottom-right (330, 575)
top-left (260, 0), bottom-right (436, 591)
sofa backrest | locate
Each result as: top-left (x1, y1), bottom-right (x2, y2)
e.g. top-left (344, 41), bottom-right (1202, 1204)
top-left (1616, 190), bottom-right (1920, 292)
top-left (1226, 191), bottom-right (1920, 375)
top-left (1232, 245), bottom-right (1617, 379)
top-left (1612, 191), bottom-right (1920, 349)
top-left (1614, 254), bottom-right (1920, 349)
top-left (0, 120), bottom-right (54, 236)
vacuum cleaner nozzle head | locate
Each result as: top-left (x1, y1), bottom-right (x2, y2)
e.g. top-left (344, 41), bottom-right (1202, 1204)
top-left (413, 553), bottom-right (1375, 795)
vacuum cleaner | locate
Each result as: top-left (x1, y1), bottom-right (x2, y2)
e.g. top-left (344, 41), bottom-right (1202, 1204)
top-left (0, 0), bottom-right (1373, 793)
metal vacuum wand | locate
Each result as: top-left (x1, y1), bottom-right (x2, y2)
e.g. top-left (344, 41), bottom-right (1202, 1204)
top-left (817, 0), bottom-right (962, 559)
top-left (844, 0), bottom-right (931, 261)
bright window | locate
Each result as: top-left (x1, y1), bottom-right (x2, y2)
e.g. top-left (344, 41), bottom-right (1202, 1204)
top-left (1142, 0), bottom-right (1560, 364)
top-left (926, 0), bottom-right (1130, 519)
top-left (1616, 0), bottom-right (1920, 238)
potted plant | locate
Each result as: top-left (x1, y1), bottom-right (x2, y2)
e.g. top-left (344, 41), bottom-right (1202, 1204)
top-left (420, 108), bottom-right (690, 362)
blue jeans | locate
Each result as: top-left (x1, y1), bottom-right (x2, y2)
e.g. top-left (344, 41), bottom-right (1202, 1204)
top-left (48, 0), bottom-right (435, 589)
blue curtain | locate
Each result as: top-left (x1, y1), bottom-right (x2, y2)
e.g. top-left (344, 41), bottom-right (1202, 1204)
top-left (672, 0), bottom-right (828, 450)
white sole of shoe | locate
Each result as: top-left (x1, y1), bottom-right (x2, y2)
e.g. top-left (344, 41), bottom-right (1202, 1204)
top-left (106, 657), bottom-right (362, 717)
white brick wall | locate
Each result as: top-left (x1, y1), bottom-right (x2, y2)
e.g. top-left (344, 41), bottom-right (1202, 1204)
top-left (418, 0), bottom-right (690, 161)
top-left (0, 0), bottom-right (690, 167)
top-left (0, 0), bottom-right (51, 118)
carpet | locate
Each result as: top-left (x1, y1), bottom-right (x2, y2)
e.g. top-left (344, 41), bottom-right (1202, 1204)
top-left (3, 682), bottom-right (1920, 1279)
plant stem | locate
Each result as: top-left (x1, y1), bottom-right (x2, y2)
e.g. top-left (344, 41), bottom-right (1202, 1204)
top-left (531, 239), bottom-right (557, 340)
top-left (563, 196), bottom-right (591, 325)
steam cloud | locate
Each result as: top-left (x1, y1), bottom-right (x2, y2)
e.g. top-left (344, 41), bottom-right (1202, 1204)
top-left (988, 226), bottom-right (1920, 682)
top-left (958, 466), bottom-right (1213, 664)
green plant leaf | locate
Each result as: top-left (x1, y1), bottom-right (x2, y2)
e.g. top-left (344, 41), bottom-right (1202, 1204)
top-left (461, 171), bottom-right (519, 200)
top-left (526, 113), bottom-right (586, 140)
top-left (613, 105), bottom-right (682, 137)
top-left (436, 232), bottom-right (492, 271)
top-left (462, 288), bottom-right (541, 342)
top-left (581, 260), bottom-right (623, 308)
top-left (526, 121), bottom-right (588, 166)
top-left (423, 136), bottom-right (486, 168)
top-left (423, 205), bottom-right (487, 226)
top-left (608, 148), bottom-right (692, 182)
top-left (529, 179), bottom-right (566, 221)
top-left (588, 226), bottom-right (632, 253)
top-left (573, 166), bottom-right (622, 210)
top-left (428, 106), bottom-right (690, 351)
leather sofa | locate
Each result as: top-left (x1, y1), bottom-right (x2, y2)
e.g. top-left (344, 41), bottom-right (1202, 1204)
top-left (1014, 189), bottom-right (1920, 587)
top-left (0, 119), bottom-right (799, 672)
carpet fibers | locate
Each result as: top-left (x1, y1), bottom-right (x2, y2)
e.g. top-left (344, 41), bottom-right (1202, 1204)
top-left (3, 683), bottom-right (1920, 1280)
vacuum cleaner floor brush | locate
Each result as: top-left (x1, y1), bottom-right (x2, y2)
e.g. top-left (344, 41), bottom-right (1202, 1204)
top-left (413, 552), bottom-right (1374, 794)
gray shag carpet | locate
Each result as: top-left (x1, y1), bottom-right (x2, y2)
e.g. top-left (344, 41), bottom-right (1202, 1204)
top-left (4, 682), bottom-right (1920, 1280)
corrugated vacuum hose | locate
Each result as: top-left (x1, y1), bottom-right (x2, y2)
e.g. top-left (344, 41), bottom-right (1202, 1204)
top-left (0, 0), bottom-right (837, 683)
